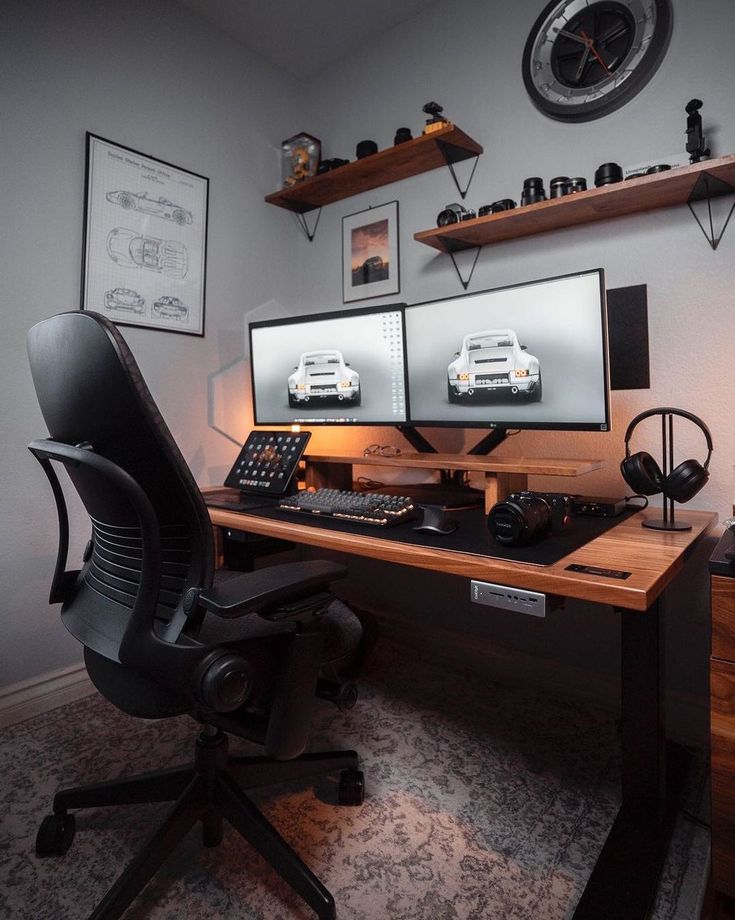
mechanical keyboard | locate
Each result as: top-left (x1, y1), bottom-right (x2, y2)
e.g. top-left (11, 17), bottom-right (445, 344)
top-left (278, 489), bottom-right (415, 527)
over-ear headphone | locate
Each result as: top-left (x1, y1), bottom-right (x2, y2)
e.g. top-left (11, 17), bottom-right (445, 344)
top-left (621, 407), bottom-right (713, 503)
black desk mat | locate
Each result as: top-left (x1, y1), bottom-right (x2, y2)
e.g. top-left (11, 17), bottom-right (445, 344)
top-left (243, 503), bottom-right (637, 567)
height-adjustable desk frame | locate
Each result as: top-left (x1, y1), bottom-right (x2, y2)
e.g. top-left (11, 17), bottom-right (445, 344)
top-left (206, 490), bottom-right (715, 920)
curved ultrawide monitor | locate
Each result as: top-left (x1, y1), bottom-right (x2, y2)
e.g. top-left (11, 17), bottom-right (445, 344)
top-left (250, 303), bottom-right (408, 425)
top-left (405, 269), bottom-right (610, 431)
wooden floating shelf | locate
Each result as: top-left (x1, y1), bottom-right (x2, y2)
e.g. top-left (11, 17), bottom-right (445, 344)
top-left (414, 154), bottom-right (735, 253)
top-left (265, 125), bottom-right (483, 214)
top-left (304, 453), bottom-right (603, 513)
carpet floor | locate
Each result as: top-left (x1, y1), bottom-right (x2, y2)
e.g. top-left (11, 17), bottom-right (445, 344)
top-left (0, 641), bottom-right (709, 920)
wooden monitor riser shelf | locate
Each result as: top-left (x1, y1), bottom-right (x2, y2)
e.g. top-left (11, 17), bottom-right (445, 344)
top-left (303, 452), bottom-right (603, 514)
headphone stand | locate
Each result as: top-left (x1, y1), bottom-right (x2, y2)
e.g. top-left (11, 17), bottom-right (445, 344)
top-left (641, 413), bottom-right (692, 532)
top-left (642, 499), bottom-right (692, 532)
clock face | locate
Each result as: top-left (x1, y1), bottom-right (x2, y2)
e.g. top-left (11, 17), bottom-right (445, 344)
top-left (522, 0), bottom-right (673, 122)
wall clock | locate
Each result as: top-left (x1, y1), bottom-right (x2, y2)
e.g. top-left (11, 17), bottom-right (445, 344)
top-left (522, 0), bottom-right (673, 122)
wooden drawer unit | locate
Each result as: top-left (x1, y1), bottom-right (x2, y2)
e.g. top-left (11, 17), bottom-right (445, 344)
top-left (714, 574), bottom-right (735, 662)
top-left (712, 657), bottom-right (735, 899)
top-left (711, 534), bottom-right (735, 904)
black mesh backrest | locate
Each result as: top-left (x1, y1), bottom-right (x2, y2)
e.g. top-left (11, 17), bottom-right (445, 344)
top-left (27, 311), bottom-right (214, 654)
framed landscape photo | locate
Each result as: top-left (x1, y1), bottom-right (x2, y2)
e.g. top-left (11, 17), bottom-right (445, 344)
top-left (342, 200), bottom-right (399, 303)
top-left (81, 133), bottom-right (209, 336)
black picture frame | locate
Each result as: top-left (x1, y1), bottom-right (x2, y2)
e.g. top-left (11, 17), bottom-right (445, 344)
top-left (342, 200), bottom-right (400, 303)
top-left (81, 133), bottom-right (209, 336)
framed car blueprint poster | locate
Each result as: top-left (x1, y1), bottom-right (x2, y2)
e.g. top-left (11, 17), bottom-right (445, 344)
top-left (81, 133), bottom-right (208, 336)
top-left (342, 200), bottom-right (399, 303)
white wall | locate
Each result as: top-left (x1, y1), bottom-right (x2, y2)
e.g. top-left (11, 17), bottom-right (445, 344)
top-left (0, 0), bottom-right (301, 686)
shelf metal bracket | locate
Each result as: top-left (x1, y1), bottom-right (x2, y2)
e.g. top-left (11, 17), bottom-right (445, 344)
top-left (435, 139), bottom-right (480, 200)
top-left (687, 170), bottom-right (735, 251)
top-left (293, 207), bottom-right (322, 242)
top-left (445, 244), bottom-right (481, 291)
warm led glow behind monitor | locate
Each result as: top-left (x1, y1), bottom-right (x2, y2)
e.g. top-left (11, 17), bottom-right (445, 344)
top-left (249, 304), bottom-right (408, 426)
top-left (405, 269), bottom-right (610, 432)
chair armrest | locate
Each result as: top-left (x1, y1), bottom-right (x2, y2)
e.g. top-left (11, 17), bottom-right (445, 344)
top-left (197, 560), bottom-right (346, 619)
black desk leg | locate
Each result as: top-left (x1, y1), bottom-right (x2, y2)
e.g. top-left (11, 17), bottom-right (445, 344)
top-left (573, 597), bottom-right (689, 919)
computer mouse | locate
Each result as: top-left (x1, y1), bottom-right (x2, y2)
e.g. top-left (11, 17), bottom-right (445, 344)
top-left (413, 504), bottom-right (458, 535)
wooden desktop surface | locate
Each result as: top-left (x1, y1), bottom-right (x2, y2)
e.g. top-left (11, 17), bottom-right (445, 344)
top-left (205, 492), bottom-right (715, 612)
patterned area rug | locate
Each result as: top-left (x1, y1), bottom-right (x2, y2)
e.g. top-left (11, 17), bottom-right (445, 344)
top-left (0, 641), bottom-right (708, 920)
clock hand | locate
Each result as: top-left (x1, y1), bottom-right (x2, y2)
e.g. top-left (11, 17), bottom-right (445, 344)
top-left (580, 29), bottom-right (612, 75)
top-left (597, 22), bottom-right (628, 49)
top-left (557, 27), bottom-right (588, 45)
top-left (575, 45), bottom-right (592, 83)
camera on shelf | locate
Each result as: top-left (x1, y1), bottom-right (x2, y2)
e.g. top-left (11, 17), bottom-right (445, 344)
top-left (478, 199), bottom-right (516, 216)
top-left (316, 157), bottom-right (350, 174)
top-left (487, 491), bottom-right (573, 547)
top-left (437, 202), bottom-right (470, 226)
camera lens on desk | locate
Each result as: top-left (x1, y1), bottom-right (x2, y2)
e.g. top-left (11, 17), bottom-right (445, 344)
top-left (487, 493), bottom-right (551, 546)
top-left (549, 177), bottom-right (569, 199)
top-left (521, 177), bottom-right (546, 206)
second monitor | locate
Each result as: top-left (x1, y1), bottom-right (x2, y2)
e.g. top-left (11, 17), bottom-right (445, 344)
top-left (405, 269), bottom-right (610, 433)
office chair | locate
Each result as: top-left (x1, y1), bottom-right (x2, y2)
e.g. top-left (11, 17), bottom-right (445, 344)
top-left (27, 311), bottom-right (365, 920)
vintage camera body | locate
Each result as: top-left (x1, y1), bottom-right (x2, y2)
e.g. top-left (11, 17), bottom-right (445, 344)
top-left (437, 202), bottom-right (468, 227)
top-left (487, 491), bottom-right (573, 546)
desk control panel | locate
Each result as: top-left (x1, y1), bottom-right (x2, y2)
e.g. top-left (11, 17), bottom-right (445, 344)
top-left (471, 580), bottom-right (546, 618)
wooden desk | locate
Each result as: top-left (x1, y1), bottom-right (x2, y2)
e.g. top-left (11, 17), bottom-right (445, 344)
top-left (207, 496), bottom-right (716, 919)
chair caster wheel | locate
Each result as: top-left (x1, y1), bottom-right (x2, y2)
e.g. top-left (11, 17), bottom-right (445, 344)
top-left (36, 813), bottom-right (76, 856)
top-left (338, 769), bottom-right (365, 806)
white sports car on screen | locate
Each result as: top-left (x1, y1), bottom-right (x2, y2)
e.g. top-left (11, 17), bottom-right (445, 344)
top-left (288, 350), bottom-right (361, 407)
top-left (447, 329), bottom-right (541, 402)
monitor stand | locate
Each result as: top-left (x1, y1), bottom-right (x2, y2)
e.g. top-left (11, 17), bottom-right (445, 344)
top-left (395, 425), bottom-right (509, 455)
top-left (388, 425), bottom-right (509, 509)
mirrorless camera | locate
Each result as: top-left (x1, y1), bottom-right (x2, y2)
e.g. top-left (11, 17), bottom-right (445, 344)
top-left (487, 491), bottom-right (573, 547)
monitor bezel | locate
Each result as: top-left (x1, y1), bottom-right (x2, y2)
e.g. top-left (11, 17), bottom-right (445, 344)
top-left (249, 302), bottom-right (410, 427)
top-left (404, 268), bottom-right (610, 432)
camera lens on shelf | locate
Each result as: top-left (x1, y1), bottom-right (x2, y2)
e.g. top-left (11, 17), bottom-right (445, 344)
top-left (565, 177), bottom-right (587, 193)
top-left (594, 162), bottom-right (623, 187)
top-left (549, 176), bottom-right (569, 198)
top-left (478, 204), bottom-right (492, 217)
top-left (355, 140), bottom-right (378, 159)
top-left (460, 209), bottom-right (477, 221)
top-left (437, 203), bottom-right (465, 227)
top-left (646, 163), bottom-right (672, 174)
top-left (393, 127), bottom-right (413, 145)
top-left (521, 177), bottom-right (546, 206)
